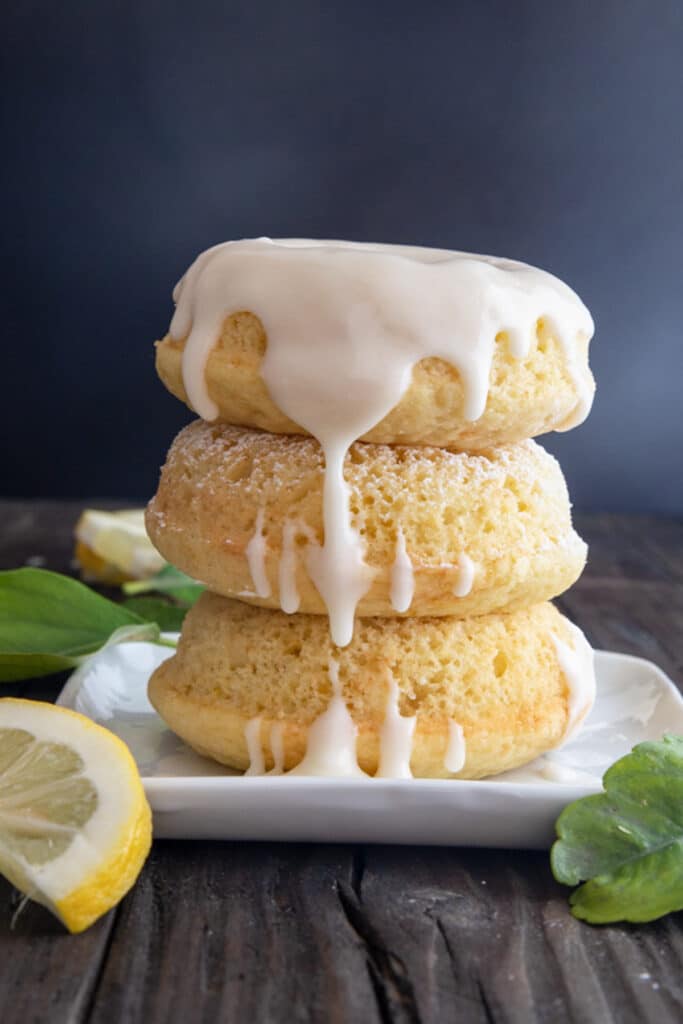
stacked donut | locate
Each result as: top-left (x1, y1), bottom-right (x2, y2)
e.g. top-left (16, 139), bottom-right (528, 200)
top-left (146, 239), bottom-right (596, 779)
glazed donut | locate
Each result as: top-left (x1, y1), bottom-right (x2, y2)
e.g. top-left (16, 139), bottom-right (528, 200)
top-left (146, 421), bottom-right (587, 619)
top-left (148, 594), bottom-right (595, 780)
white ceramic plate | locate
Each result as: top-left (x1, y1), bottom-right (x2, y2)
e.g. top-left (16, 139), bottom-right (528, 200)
top-left (57, 643), bottom-right (683, 849)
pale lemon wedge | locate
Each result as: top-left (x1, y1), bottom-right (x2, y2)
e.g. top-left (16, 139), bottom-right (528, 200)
top-left (74, 508), bottom-right (165, 583)
top-left (0, 699), bottom-right (152, 932)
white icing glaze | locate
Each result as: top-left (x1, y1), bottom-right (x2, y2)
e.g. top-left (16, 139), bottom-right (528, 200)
top-left (390, 525), bottom-right (414, 613)
top-left (269, 722), bottom-right (285, 775)
top-left (452, 553), bottom-right (476, 597)
top-left (552, 621), bottom-right (596, 744)
top-left (278, 519), bottom-right (300, 614)
top-left (245, 507), bottom-right (270, 599)
top-left (244, 716), bottom-right (265, 776)
top-left (172, 238), bottom-right (593, 645)
top-left (444, 720), bottom-right (466, 774)
top-left (288, 659), bottom-right (367, 777)
top-left (300, 449), bottom-right (374, 647)
top-left (376, 674), bottom-right (416, 778)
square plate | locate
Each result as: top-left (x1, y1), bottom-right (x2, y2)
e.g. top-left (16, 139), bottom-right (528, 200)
top-left (57, 643), bottom-right (683, 849)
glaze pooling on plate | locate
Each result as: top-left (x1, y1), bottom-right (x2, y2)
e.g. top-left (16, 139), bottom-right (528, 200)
top-left (171, 238), bottom-right (594, 646)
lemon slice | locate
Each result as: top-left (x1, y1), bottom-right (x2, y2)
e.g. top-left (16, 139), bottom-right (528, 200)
top-left (0, 699), bottom-right (152, 932)
top-left (75, 509), bottom-right (165, 583)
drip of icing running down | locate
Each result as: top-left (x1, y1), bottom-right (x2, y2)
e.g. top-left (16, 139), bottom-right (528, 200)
top-left (244, 716), bottom-right (265, 775)
top-left (288, 659), bottom-right (367, 777)
top-left (172, 239), bottom-right (594, 645)
top-left (245, 507), bottom-right (270, 599)
top-left (444, 721), bottom-right (466, 774)
top-left (278, 520), bottom-right (300, 614)
top-left (268, 722), bottom-right (285, 775)
top-left (390, 525), bottom-right (414, 613)
top-left (552, 622), bottom-right (596, 744)
top-left (377, 674), bottom-right (416, 778)
top-left (452, 553), bottom-right (475, 597)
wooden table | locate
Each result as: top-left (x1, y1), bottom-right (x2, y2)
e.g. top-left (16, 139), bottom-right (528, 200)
top-left (1, 500), bottom-right (682, 1023)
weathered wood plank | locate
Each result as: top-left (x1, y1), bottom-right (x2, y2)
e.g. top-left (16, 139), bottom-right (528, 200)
top-left (87, 842), bottom-right (380, 1024)
top-left (0, 878), bottom-right (118, 1024)
top-left (348, 846), bottom-right (683, 1024)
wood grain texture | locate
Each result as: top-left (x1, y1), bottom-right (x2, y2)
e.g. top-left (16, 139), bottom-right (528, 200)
top-left (0, 501), bottom-right (682, 1023)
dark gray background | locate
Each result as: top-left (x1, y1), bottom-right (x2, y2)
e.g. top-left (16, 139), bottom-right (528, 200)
top-left (3, 1), bottom-right (682, 512)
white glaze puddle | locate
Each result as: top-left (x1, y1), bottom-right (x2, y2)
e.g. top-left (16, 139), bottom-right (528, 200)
top-left (390, 526), bottom-right (414, 613)
top-left (288, 659), bottom-right (367, 777)
top-left (171, 238), bottom-right (593, 645)
top-left (377, 674), bottom-right (416, 778)
top-left (452, 553), bottom-right (475, 598)
top-left (552, 622), bottom-right (597, 744)
top-left (244, 716), bottom-right (265, 775)
top-left (245, 508), bottom-right (270, 599)
top-left (278, 520), bottom-right (300, 614)
top-left (444, 720), bottom-right (466, 773)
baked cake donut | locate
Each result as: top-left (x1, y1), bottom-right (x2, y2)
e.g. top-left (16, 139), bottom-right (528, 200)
top-left (146, 421), bottom-right (587, 620)
top-left (148, 594), bottom-right (595, 780)
top-left (155, 239), bottom-right (595, 450)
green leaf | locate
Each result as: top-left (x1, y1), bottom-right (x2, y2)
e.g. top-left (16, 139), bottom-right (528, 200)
top-left (0, 651), bottom-right (85, 683)
top-left (0, 567), bottom-right (146, 675)
top-left (551, 735), bottom-right (683, 923)
top-left (0, 569), bottom-right (179, 682)
top-left (122, 564), bottom-right (204, 605)
top-left (121, 597), bottom-right (188, 632)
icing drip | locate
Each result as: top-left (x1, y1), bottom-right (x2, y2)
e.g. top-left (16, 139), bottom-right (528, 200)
top-left (552, 622), bottom-right (596, 744)
top-left (390, 525), bottom-right (414, 613)
top-left (300, 439), bottom-right (374, 646)
top-left (376, 674), bottom-right (416, 778)
top-left (278, 520), bottom-right (300, 614)
top-left (172, 238), bottom-right (593, 645)
top-left (453, 553), bottom-right (475, 597)
top-left (244, 716), bottom-right (265, 776)
top-left (288, 659), bottom-right (367, 777)
top-left (245, 507), bottom-right (270, 599)
top-left (269, 722), bottom-right (285, 775)
top-left (444, 720), bottom-right (466, 774)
